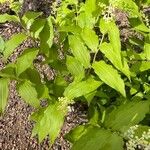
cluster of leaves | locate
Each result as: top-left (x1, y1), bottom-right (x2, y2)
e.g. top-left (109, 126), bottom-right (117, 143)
top-left (0, 0), bottom-right (150, 149)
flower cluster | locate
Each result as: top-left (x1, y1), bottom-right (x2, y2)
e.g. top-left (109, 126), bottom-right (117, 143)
top-left (141, 10), bottom-right (150, 29)
top-left (124, 125), bottom-right (150, 150)
top-left (57, 97), bottom-right (74, 113)
top-left (99, 3), bottom-right (115, 22)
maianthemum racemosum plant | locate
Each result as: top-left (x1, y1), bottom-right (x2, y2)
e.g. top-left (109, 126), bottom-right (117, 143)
top-left (0, 0), bottom-right (150, 149)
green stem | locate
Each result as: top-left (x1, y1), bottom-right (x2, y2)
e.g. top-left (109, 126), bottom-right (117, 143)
top-left (93, 34), bottom-right (105, 63)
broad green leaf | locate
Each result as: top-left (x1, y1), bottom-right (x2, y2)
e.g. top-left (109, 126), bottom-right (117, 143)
top-left (84, 90), bottom-right (97, 105)
top-left (17, 81), bottom-right (40, 108)
top-left (68, 35), bottom-right (90, 68)
top-left (0, 36), bottom-right (5, 53)
top-left (93, 61), bottom-right (126, 97)
top-left (59, 23), bottom-right (82, 34)
top-left (3, 33), bottom-right (27, 60)
top-left (121, 58), bottom-right (131, 80)
top-left (129, 37), bottom-right (144, 48)
top-left (15, 48), bottom-right (39, 76)
top-left (35, 84), bottom-right (49, 99)
top-left (84, 0), bottom-right (96, 14)
top-left (19, 68), bottom-right (41, 84)
top-left (10, 1), bottom-right (22, 14)
top-left (31, 102), bottom-right (66, 144)
top-left (66, 56), bottom-right (84, 81)
top-left (40, 16), bottom-right (54, 56)
top-left (99, 18), bottom-right (108, 34)
top-left (0, 78), bottom-right (9, 113)
top-left (0, 64), bottom-right (16, 79)
top-left (100, 42), bottom-right (122, 70)
top-left (0, 14), bottom-right (19, 23)
top-left (108, 21), bottom-right (122, 68)
top-left (129, 17), bottom-right (150, 33)
top-left (110, 0), bottom-right (140, 17)
top-left (77, 12), bottom-right (95, 29)
top-left (72, 126), bottom-right (124, 150)
top-left (0, 0), bottom-right (13, 3)
top-left (99, 20), bottom-right (123, 68)
top-left (88, 104), bottom-right (101, 125)
top-left (53, 75), bottom-right (68, 97)
top-left (65, 125), bottom-right (86, 143)
top-left (30, 18), bottom-right (46, 39)
top-left (104, 100), bottom-right (150, 132)
top-left (64, 78), bottom-right (102, 100)
top-left (143, 0), bottom-right (150, 6)
top-left (66, 0), bottom-right (78, 4)
top-left (81, 28), bottom-right (99, 52)
top-left (144, 34), bottom-right (150, 60)
top-left (131, 61), bottom-right (150, 72)
top-left (100, 42), bottom-right (130, 79)
top-left (22, 11), bottom-right (42, 29)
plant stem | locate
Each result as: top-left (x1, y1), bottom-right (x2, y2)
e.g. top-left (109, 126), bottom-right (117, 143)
top-left (93, 34), bottom-right (105, 63)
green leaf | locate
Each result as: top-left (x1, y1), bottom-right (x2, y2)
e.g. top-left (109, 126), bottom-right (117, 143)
top-left (129, 17), bottom-right (150, 33)
top-left (121, 58), bottom-right (131, 80)
top-left (72, 126), bottom-right (124, 150)
top-left (40, 16), bottom-right (54, 56)
top-left (0, 78), bottom-right (9, 113)
top-left (0, 36), bottom-right (5, 53)
top-left (107, 21), bottom-right (122, 68)
top-left (144, 34), bottom-right (150, 60)
top-left (30, 18), bottom-right (46, 39)
top-left (84, 0), bottom-right (97, 14)
top-left (143, 0), bottom-right (150, 6)
top-left (104, 100), bottom-right (150, 132)
top-left (52, 75), bottom-right (68, 97)
top-left (100, 42), bottom-right (122, 70)
top-left (68, 35), bottom-right (90, 68)
top-left (77, 12), bottom-right (95, 29)
top-left (10, 1), bottom-right (22, 14)
top-left (3, 33), bottom-right (28, 60)
top-left (99, 20), bottom-right (123, 69)
top-left (131, 61), bottom-right (150, 72)
top-left (100, 42), bottom-right (130, 79)
top-left (64, 78), bottom-right (102, 100)
top-left (111, 0), bottom-right (140, 17)
top-left (0, 64), bottom-right (16, 79)
top-left (58, 22), bottom-right (82, 34)
top-left (66, 0), bottom-right (78, 5)
top-left (99, 18), bottom-right (108, 34)
top-left (92, 61), bottom-right (126, 97)
top-left (81, 28), bottom-right (99, 52)
top-left (0, 14), bottom-right (19, 23)
top-left (19, 68), bottom-right (41, 85)
top-left (17, 81), bottom-right (40, 108)
top-left (31, 102), bottom-right (66, 144)
top-left (66, 56), bottom-right (84, 81)
top-left (22, 11), bottom-right (42, 29)
top-left (88, 103), bottom-right (101, 125)
top-left (0, 0), bottom-right (10, 3)
top-left (65, 125), bottom-right (86, 143)
top-left (15, 48), bottom-right (39, 76)
top-left (35, 84), bottom-right (50, 99)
